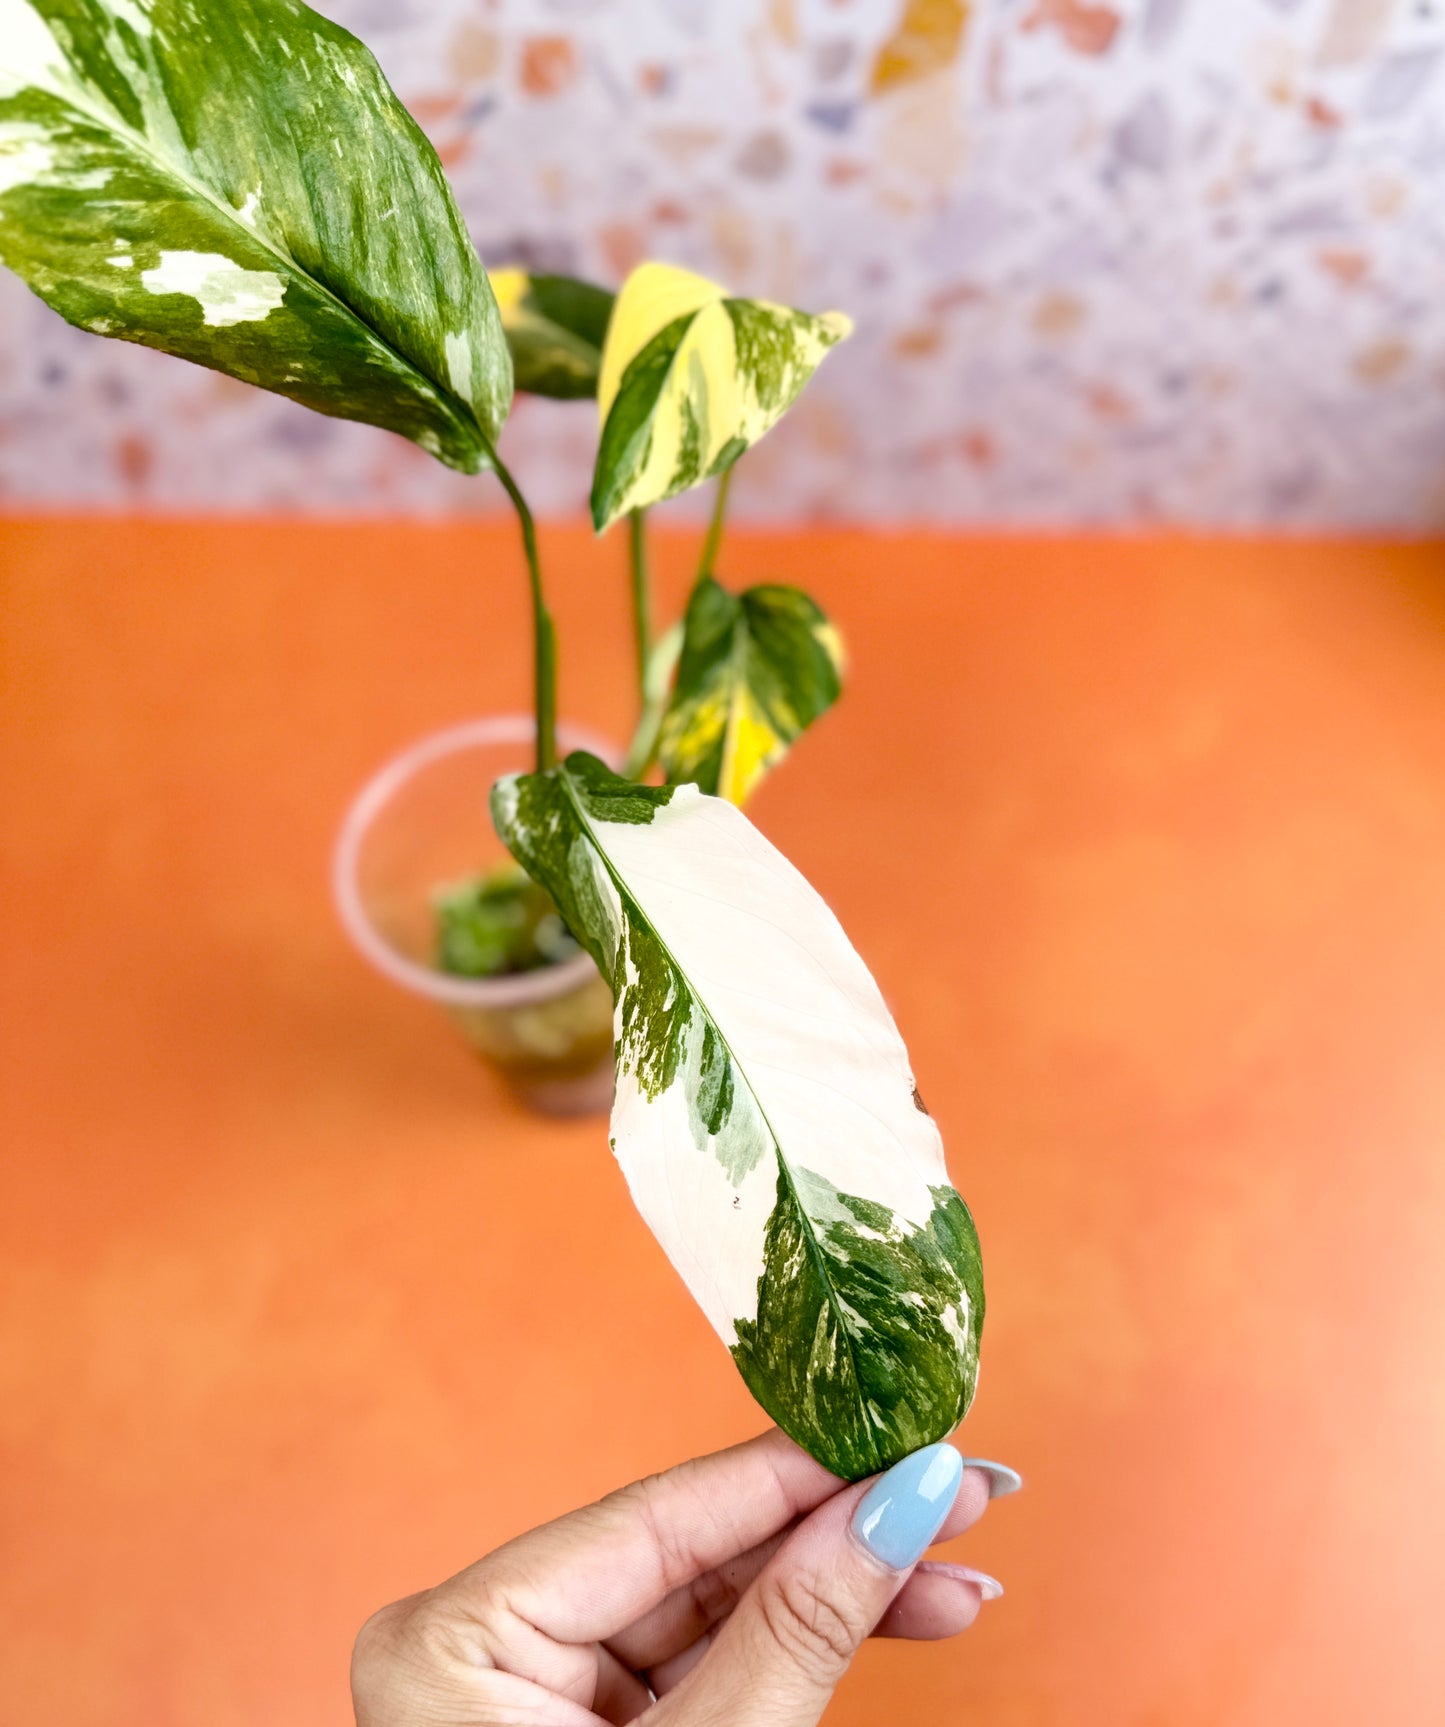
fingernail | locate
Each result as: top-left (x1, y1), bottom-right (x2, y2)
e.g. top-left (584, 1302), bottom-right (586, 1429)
top-left (852, 1443), bottom-right (964, 1570)
top-left (957, 1458), bottom-right (1023, 1499)
top-left (918, 1560), bottom-right (1005, 1602)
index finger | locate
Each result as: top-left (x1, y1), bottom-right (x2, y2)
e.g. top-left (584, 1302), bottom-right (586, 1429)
top-left (438, 1427), bottom-right (845, 1645)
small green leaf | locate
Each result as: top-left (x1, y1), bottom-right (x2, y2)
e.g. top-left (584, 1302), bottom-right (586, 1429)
top-left (0, 0), bottom-right (512, 471)
top-left (434, 863), bottom-right (579, 978)
top-left (492, 754), bottom-right (984, 1480)
top-left (490, 267), bottom-right (614, 399)
top-left (590, 262), bottom-right (851, 532)
top-left (659, 577), bottom-right (844, 804)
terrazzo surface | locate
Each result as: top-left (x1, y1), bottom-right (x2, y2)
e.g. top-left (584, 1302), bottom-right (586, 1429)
top-left (3, 0), bottom-right (1444, 525)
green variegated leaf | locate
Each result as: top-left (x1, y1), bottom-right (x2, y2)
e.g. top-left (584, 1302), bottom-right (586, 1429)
top-left (490, 267), bottom-right (614, 400)
top-left (590, 262), bottom-right (851, 532)
top-left (659, 577), bottom-right (844, 804)
top-left (492, 753), bottom-right (984, 1480)
top-left (0, 0), bottom-right (511, 471)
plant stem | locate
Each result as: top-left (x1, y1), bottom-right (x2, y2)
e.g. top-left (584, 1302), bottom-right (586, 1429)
top-left (696, 464), bottom-right (733, 585)
top-left (488, 445), bottom-right (557, 774)
top-left (628, 508), bottom-right (651, 706)
top-left (624, 622), bottom-right (683, 780)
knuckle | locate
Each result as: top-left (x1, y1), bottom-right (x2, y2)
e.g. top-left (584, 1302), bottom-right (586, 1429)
top-left (613, 1473), bottom-right (700, 1589)
top-left (352, 1595), bottom-right (418, 1680)
top-left (350, 1589), bottom-right (491, 1719)
top-left (350, 1594), bottom-right (432, 1721)
top-left (755, 1567), bottom-right (866, 1684)
top-left (406, 1595), bottom-right (486, 1669)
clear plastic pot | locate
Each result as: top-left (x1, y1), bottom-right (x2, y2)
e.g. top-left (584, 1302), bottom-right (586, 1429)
top-left (333, 716), bottom-right (617, 1116)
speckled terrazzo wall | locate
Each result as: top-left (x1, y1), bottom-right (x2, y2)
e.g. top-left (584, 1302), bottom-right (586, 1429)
top-left (4, 0), bottom-right (1445, 526)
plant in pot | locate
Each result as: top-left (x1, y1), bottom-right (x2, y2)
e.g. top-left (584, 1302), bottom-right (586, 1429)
top-left (0, 0), bottom-right (985, 1480)
top-left (331, 260), bottom-right (850, 1114)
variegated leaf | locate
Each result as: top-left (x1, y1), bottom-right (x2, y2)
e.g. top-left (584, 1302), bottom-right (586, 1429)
top-left (490, 267), bottom-right (614, 400)
top-left (590, 262), bottom-right (851, 532)
top-left (0, 0), bottom-right (510, 471)
top-left (659, 577), bottom-right (844, 804)
top-left (492, 753), bottom-right (984, 1480)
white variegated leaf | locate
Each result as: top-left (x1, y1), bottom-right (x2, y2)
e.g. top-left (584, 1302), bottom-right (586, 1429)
top-left (0, 0), bottom-right (511, 471)
top-left (590, 262), bottom-right (852, 533)
top-left (493, 754), bottom-right (984, 1480)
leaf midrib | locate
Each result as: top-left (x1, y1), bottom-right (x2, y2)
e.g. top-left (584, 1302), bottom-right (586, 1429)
top-left (599, 309), bottom-right (697, 521)
top-left (20, 30), bottom-right (487, 446)
top-left (558, 768), bottom-right (885, 1476)
top-left (602, 297), bottom-right (744, 521)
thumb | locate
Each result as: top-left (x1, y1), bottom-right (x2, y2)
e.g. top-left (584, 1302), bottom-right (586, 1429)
top-left (657, 1443), bottom-right (965, 1727)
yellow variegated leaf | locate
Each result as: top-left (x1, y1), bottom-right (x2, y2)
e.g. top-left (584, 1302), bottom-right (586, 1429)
top-left (591, 262), bottom-right (851, 532)
top-left (658, 577), bottom-right (845, 804)
top-left (595, 262), bottom-right (725, 423)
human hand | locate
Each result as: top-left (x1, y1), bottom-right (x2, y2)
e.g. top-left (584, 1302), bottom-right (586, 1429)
top-left (351, 1428), bottom-right (1019, 1726)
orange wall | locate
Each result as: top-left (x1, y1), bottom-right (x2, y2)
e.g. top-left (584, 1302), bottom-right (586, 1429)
top-left (3, 520), bottom-right (1444, 1725)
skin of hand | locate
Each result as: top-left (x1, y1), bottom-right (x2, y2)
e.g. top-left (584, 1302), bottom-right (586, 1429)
top-left (351, 1427), bottom-right (1019, 1727)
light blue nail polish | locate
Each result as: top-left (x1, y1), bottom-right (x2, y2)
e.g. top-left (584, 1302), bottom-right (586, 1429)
top-left (852, 1443), bottom-right (964, 1570)
top-left (957, 1458), bottom-right (1023, 1499)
